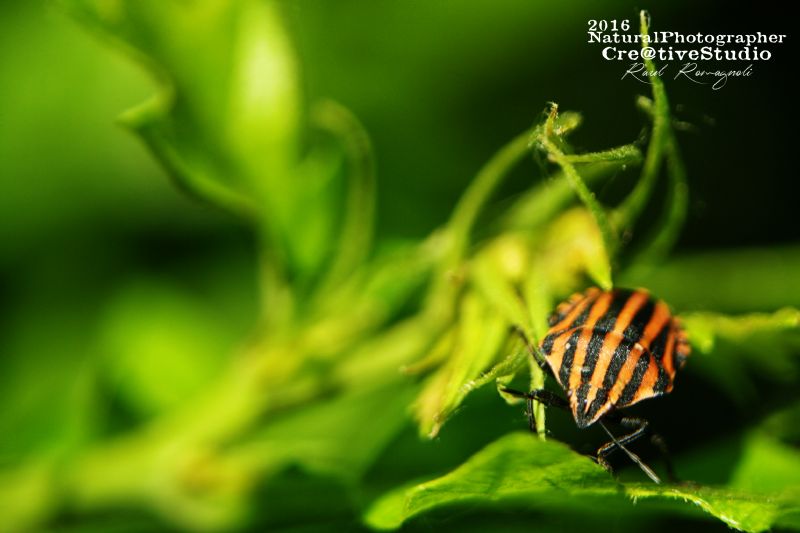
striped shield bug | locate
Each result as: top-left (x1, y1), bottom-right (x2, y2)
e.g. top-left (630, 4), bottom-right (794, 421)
top-left (504, 287), bottom-right (691, 483)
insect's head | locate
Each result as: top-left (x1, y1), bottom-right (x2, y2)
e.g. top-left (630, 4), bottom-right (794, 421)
top-left (568, 387), bottom-right (611, 429)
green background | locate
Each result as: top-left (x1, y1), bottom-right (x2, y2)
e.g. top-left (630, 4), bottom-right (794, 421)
top-left (1, 1), bottom-right (797, 531)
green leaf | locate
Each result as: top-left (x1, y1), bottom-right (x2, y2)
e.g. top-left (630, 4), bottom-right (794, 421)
top-left (681, 308), bottom-right (800, 355)
top-left (538, 207), bottom-right (613, 291)
top-left (364, 432), bottom-right (800, 532)
top-left (730, 432), bottom-right (800, 494)
top-left (413, 293), bottom-right (509, 437)
top-left (626, 483), bottom-right (797, 533)
top-left (364, 433), bottom-right (612, 530)
top-left (680, 308), bottom-right (800, 399)
top-left (470, 236), bottom-right (532, 328)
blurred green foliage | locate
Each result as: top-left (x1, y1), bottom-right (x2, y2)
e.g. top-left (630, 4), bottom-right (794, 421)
top-left (1, 1), bottom-right (798, 532)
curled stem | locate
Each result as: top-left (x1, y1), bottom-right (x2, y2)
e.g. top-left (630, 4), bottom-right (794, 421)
top-left (622, 10), bottom-right (689, 265)
top-left (312, 100), bottom-right (377, 291)
top-left (536, 103), bottom-right (618, 258)
top-left (443, 130), bottom-right (533, 268)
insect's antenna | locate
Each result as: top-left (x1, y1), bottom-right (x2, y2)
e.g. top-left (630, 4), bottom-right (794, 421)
top-left (598, 420), bottom-right (662, 484)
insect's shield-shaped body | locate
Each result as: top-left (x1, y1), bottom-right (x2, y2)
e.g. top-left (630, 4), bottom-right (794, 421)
top-left (541, 287), bottom-right (690, 428)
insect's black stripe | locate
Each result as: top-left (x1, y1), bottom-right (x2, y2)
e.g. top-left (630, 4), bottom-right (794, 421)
top-left (602, 340), bottom-right (633, 390)
top-left (652, 326), bottom-right (675, 394)
top-left (583, 334), bottom-right (640, 423)
top-left (622, 296), bottom-right (656, 344)
top-left (574, 381), bottom-right (593, 427)
top-left (584, 290), bottom-right (652, 421)
top-left (593, 289), bottom-right (634, 333)
top-left (649, 321), bottom-right (671, 362)
top-left (617, 351), bottom-right (651, 407)
top-left (586, 387), bottom-right (609, 422)
top-left (541, 331), bottom-right (557, 356)
top-left (652, 364), bottom-right (670, 394)
top-left (581, 331), bottom-right (608, 381)
top-left (579, 290), bottom-right (633, 386)
top-left (558, 329), bottom-right (583, 387)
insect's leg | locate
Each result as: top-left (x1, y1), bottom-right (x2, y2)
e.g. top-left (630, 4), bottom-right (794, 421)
top-left (528, 389), bottom-right (569, 410)
top-left (603, 413), bottom-right (678, 483)
top-left (598, 415), bottom-right (650, 452)
top-left (501, 388), bottom-right (568, 433)
top-left (526, 395), bottom-right (535, 433)
top-left (597, 417), bottom-right (662, 484)
top-left (650, 433), bottom-right (678, 483)
top-left (510, 325), bottom-right (553, 378)
top-left (501, 388), bottom-right (537, 433)
top-left (501, 388), bottom-right (568, 409)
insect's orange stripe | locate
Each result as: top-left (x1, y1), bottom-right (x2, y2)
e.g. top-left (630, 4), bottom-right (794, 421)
top-left (662, 324), bottom-right (677, 378)
top-left (656, 323), bottom-right (679, 394)
top-left (584, 290), bottom-right (650, 409)
top-left (544, 293), bottom-right (598, 381)
top-left (548, 330), bottom-right (574, 388)
top-left (568, 292), bottom-right (614, 393)
top-left (550, 294), bottom-right (580, 328)
top-left (589, 290), bottom-right (649, 390)
top-left (640, 301), bottom-right (670, 347)
top-left (632, 353), bottom-right (660, 404)
top-left (582, 390), bottom-right (597, 416)
top-left (549, 288), bottom-right (600, 330)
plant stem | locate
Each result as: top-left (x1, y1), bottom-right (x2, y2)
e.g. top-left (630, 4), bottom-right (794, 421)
top-left (641, 133), bottom-right (688, 262)
top-left (621, 10), bottom-right (689, 265)
top-left (523, 267), bottom-right (551, 440)
top-left (613, 10), bottom-right (673, 231)
top-left (562, 144), bottom-right (641, 164)
top-left (443, 131), bottom-right (532, 267)
top-left (537, 104), bottom-right (618, 257)
top-left (313, 100), bottom-right (376, 292)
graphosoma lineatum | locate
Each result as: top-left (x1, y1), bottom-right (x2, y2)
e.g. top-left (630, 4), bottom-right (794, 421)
top-left (504, 286), bottom-right (691, 483)
top-left (542, 286), bottom-right (690, 428)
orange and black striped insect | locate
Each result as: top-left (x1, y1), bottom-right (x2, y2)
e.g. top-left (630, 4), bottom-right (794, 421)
top-left (504, 287), bottom-right (691, 483)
